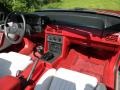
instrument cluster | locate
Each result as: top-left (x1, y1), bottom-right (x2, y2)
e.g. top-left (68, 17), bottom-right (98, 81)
top-left (25, 14), bottom-right (49, 32)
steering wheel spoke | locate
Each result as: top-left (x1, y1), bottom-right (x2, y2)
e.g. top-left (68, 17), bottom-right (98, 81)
top-left (5, 27), bottom-right (11, 33)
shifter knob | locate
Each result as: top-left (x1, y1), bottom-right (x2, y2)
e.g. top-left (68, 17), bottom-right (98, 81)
top-left (36, 46), bottom-right (43, 54)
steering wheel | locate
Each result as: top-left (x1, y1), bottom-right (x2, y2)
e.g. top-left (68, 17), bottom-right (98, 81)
top-left (4, 12), bottom-right (26, 44)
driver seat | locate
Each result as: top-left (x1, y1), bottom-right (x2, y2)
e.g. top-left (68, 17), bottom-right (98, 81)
top-left (0, 52), bottom-right (32, 76)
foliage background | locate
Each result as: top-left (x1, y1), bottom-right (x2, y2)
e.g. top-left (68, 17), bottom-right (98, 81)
top-left (0, 0), bottom-right (60, 12)
top-left (43, 0), bottom-right (120, 10)
top-left (0, 0), bottom-right (120, 12)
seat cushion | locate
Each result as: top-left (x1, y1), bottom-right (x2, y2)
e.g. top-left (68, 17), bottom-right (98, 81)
top-left (0, 52), bottom-right (32, 76)
top-left (35, 68), bottom-right (98, 90)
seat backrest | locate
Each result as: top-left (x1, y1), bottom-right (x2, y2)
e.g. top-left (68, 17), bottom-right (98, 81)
top-left (35, 68), bottom-right (98, 90)
top-left (0, 52), bottom-right (32, 76)
top-left (50, 68), bottom-right (97, 90)
top-left (35, 69), bottom-right (56, 90)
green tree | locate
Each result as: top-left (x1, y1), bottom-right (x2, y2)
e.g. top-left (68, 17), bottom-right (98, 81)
top-left (0, 0), bottom-right (12, 11)
top-left (0, 0), bottom-right (61, 12)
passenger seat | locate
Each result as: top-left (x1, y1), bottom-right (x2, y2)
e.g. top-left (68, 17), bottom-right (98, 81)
top-left (35, 68), bottom-right (106, 90)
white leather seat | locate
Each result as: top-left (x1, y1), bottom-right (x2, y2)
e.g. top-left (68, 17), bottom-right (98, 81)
top-left (35, 68), bottom-right (98, 90)
top-left (35, 69), bottom-right (56, 90)
top-left (0, 52), bottom-right (32, 76)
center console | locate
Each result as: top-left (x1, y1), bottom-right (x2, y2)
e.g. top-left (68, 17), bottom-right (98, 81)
top-left (43, 34), bottom-right (62, 62)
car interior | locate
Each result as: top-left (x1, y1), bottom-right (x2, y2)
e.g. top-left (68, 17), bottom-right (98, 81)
top-left (0, 10), bottom-right (120, 90)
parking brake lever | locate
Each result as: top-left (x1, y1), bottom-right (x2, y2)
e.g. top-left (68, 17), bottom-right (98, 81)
top-left (21, 46), bottom-right (54, 89)
top-left (26, 46), bottom-right (43, 82)
top-left (26, 46), bottom-right (53, 80)
top-left (20, 46), bottom-right (44, 89)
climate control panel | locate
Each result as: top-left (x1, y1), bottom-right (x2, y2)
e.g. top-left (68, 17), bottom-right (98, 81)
top-left (47, 34), bottom-right (62, 54)
top-left (46, 34), bottom-right (62, 62)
